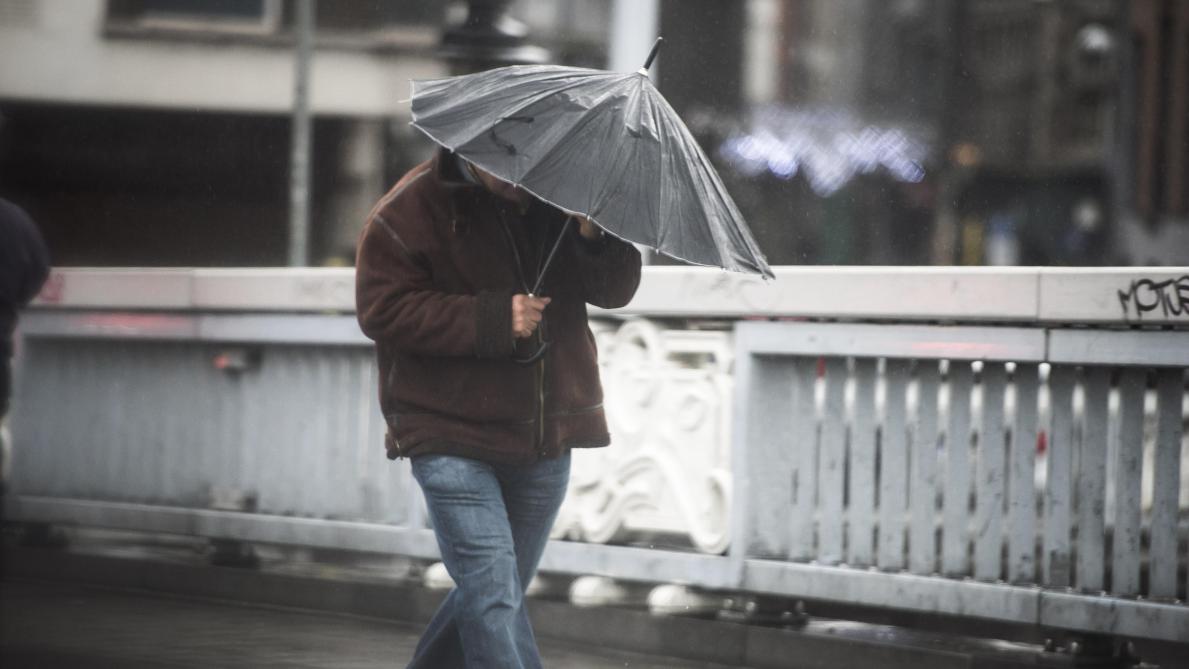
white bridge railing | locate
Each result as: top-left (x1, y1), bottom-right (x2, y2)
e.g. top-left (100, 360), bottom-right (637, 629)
top-left (6, 267), bottom-right (1188, 643)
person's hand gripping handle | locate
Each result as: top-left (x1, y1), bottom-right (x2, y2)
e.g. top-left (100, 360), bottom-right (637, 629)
top-left (512, 294), bottom-right (551, 340)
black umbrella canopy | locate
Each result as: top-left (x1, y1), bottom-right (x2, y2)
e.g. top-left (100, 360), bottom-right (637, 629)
top-left (409, 62), bottom-right (773, 279)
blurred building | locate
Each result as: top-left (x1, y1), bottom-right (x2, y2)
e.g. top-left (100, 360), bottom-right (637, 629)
top-left (0, 0), bottom-right (449, 266)
top-left (1119, 0), bottom-right (1189, 264)
top-left (1, 0), bottom-right (1183, 268)
top-left (0, 0), bottom-right (639, 267)
top-left (661, 0), bottom-right (1188, 266)
top-left (937, 0), bottom-right (1187, 266)
top-left (939, 0), bottom-right (1122, 266)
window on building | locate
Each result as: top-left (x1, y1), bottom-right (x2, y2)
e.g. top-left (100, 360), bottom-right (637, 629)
top-left (299, 2), bottom-right (444, 32)
top-left (107, 0), bottom-right (282, 33)
top-left (106, 0), bottom-right (446, 45)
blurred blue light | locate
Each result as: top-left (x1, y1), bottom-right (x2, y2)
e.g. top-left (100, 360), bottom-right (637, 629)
top-left (718, 105), bottom-right (931, 196)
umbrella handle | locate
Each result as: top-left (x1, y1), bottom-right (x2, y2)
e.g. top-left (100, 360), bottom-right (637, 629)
top-left (512, 290), bottom-right (551, 366)
top-left (511, 340), bottom-right (550, 366)
top-left (516, 214), bottom-right (574, 366)
top-left (641, 37), bottom-right (664, 72)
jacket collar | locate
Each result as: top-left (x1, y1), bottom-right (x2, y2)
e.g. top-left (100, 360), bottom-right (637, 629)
top-left (432, 148), bottom-right (499, 234)
top-left (434, 148), bottom-right (483, 191)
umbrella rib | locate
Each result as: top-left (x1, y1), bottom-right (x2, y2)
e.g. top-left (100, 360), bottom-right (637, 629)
top-left (658, 95), bottom-right (742, 272)
top-left (606, 85), bottom-right (661, 242)
top-left (657, 96), bottom-right (698, 258)
top-left (571, 89), bottom-right (654, 241)
top-left (434, 74), bottom-right (615, 159)
top-left (515, 84), bottom-right (627, 199)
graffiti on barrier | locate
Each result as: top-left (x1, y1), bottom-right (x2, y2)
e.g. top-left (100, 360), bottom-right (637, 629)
top-left (1117, 275), bottom-right (1189, 321)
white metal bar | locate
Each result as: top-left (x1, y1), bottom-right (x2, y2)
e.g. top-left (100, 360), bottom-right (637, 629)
top-left (20, 312), bottom-right (372, 346)
top-left (198, 314), bottom-right (371, 345)
top-left (28, 315), bottom-right (1045, 364)
top-left (1008, 363), bottom-right (1039, 584)
top-left (4, 496), bottom-right (440, 559)
top-left (35, 266), bottom-right (1050, 321)
top-left (1077, 367), bottom-right (1110, 592)
top-left (539, 543), bottom-right (737, 590)
top-left (848, 359), bottom-right (878, 567)
top-left (1043, 365), bottom-right (1075, 587)
top-left (191, 268), bottom-right (357, 312)
top-left (743, 559), bottom-right (1039, 625)
top-left (942, 362), bottom-right (974, 577)
top-left (879, 359), bottom-right (910, 571)
top-left (1111, 368), bottom-right (1145, 597)
top-left (909, 361), bottom-right (940, 575)
top-left (733, 322), bottom-right (1046, 362)
top-left (31, 267), bottom-right (1189, 325)
top-left (30, 269), bottom-right (194, 309)
top-left (817, 357), bottom-right (848, 564)
top-left (752, 559), bottom-right (1189, 643)
top-left (612, 267), bottom-right (1042, 320)
top-left (730, 341), bottom-right (796, 561)
top-left (788, 357), bottom-right (819, 561)
top-left (975, 363), bottom-right (1007, 582)
top-left (1149, 369), bottom-right (1185, 599)
top-left (1049, 330), bottom-right (1189, 368)
top-left (1039, 591), bottom-right (1189, 644)
top-left (751, 558), bottom-right (1189, 642)
top-left (20, 311), bottom-right (200, 340)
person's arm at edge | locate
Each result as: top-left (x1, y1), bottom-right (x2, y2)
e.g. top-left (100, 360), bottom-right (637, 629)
top-left (570, 216), bottom-right (642, 309)
top-left (18, 216), bottom-right (51, 307)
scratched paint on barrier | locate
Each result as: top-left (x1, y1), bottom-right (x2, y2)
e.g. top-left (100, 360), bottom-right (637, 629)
top-left (37, 272), bottom-right (65, 304)
top-left (1117, 275), bottom-right (1189, 321)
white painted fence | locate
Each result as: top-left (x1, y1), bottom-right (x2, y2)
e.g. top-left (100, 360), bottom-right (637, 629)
top-left (6, 267), bottom-right (1188, 642)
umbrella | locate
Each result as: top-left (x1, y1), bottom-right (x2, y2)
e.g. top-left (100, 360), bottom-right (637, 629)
top-left (409, 38), bottom-right (774, 290)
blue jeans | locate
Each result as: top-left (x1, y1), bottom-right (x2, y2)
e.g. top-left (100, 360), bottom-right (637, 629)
top-left (408, 452), bottom-right (570, 669)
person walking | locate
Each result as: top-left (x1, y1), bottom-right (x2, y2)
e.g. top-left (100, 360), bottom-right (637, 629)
top-left (355, 147), bottom-right (641, 668)
top-left (0, 198), bottom-right (50, 486)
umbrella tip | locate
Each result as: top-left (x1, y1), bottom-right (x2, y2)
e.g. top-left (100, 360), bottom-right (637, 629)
top-left (641, 37), bottom-right (663, 72)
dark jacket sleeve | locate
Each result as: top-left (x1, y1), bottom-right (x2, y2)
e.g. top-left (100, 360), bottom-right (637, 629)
top-left (0, 199), bottom-right (50, 309)
top-left (18, 218), bottom-right (51, 307)
top-left (355, 211), bottom-right (514, 359)
top-left (571, 230), bottom-right (643, 309)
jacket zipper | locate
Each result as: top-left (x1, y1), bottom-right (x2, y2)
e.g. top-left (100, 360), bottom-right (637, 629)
top-left (536, 353), bottom-right (546, 457)
top-left (496, 207), bottom-right (548, 457)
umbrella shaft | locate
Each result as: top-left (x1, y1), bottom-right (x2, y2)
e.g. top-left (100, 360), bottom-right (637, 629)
top-left (530, 215), bottom-right (574, 296)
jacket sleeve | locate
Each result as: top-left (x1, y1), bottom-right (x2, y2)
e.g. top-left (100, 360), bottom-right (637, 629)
top-left (570, 229), bottom-right (643, 309)
top-left (355, 212), bottom-right (514, 359)
top-left (0, 200), bottom-right (51, 307)
top-left (17, 219), bottom-right (50, 307)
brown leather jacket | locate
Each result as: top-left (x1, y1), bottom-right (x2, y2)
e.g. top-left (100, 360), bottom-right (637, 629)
top-left (355, 150), bottom-right (642, 463)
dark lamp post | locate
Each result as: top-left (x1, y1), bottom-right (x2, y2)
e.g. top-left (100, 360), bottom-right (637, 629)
top-left (439, 0), bottom-right (550, 74)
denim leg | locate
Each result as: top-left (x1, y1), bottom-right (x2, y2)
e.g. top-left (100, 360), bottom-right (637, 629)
top-left (406, 453), bottom-right (571, 669)
top-left (408, 455), bottom-right (530, 669)
top-left (497, 452), bottom-right (571, 666)
top-left (406, 590), bottom-right (463, 669)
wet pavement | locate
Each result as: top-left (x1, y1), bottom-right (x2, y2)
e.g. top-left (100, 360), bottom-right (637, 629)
top-left (5, 535), bottom-right (1183, 669)
top-left (1, 579), bottom-right (742, 669)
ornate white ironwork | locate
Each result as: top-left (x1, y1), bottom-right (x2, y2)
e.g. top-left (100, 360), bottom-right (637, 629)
top-left (552, 318), bottom-right (733, 554)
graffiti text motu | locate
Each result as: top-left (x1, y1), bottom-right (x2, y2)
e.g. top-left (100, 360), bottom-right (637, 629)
top-left (1117, 275), bottom-right (1189, 321)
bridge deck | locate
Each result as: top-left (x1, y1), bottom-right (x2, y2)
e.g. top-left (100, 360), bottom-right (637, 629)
top-left (1, 579), bottom-right (739, 669)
